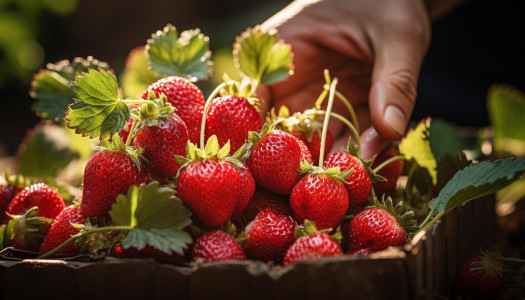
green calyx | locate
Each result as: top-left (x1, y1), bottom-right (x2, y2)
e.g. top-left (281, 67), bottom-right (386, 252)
top-left (344, 139), bottom-right (386, 184)
top-left (370, 196), bottom-right (419, 236)
top-left (99, 134), bottom-right (145, 171)
top-left (5, 207), bottom-right (53, 252)
top-left (267, 106), bottom-right (323, 143)
top-left (135, 92), bottom-right (176, 127)
top-left (295, 220), bottom-right (342, 244)
top-left (299, 160), bottom-right (353, 184)
top-left (219, 74), bottom-right (261, 110)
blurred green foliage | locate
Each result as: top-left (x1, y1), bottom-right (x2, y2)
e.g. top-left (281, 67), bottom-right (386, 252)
top-left (0, 0), bottom-right (78, 88)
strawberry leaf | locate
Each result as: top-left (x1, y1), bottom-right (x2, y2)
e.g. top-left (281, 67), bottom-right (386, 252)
top-left (30, 57), bottom-right (109, 121)
top-left (109, 182), bottom-right (192, 254)
top-left (234, 27), bottom-right (293, 85)
top-left (120, 46), bottom-right (163, 99)
top-left (429, 157), bottom-right (525, 216)
top-left (399, 117), bottom-right (437, 185)
top-left (146, 24), bottom-right (211, 80)
top-left (67, 68), bottom-right (130, 139)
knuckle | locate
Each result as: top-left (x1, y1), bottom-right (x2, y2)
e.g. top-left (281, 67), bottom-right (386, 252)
top-left (388, 69), bottom-right (418, 104)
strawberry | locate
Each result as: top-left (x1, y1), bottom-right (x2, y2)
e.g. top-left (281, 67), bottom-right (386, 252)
top-left (80, 136), bottom-right (146, 218)
top-left (114, 245), bottom-right (186, 263)
top-left (291, 128), bottom-right (332, 166)
top-left (346, 197), bottom-right (418, 254)
top-left (372, 146), bottom-right (404, 196)
top-left (324, 152), bottom-right (372, 207)
top-left (8, 183), bottom-right (65, 220)
top-left (132, 93), bottom-right (188, 181)
top-left (205, 96), bottom-right (263, 154)
top-left (143, 76), bottom-right (205, 144)
top-left (296, 138), bottom-right (313, 164)
top-left (242, 187), bottom-right (292, 222)
top-left (191, 230), bottom-right (246, 262)
top-left (283, 221), bottom-right (343, 266)
top-left (176, 137), bottom-right (243, 227)
top-left (289, 162), bottom-right (350, 230)
top-left (244, 208), bottom-right (296, 263)
top-left (0, 180), bottom-right (23, 224)
top-left (231, 164), bottom-right (256, 221)
top-left (39, 205), bottom-right (86, 256)
top-left (246, 125), bottom-right (309, 195)
top-left (450, 252), bottom-right (505, 300)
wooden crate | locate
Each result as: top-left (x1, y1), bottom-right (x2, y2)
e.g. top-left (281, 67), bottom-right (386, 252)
top-left (0, 196), bottom-right (495, 300)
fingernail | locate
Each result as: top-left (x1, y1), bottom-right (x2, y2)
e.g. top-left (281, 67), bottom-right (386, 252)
top-left (384, 105), bottom-right (406, 136)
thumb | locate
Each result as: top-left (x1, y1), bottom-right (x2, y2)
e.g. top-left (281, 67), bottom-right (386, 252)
top-left (368, 22), bottom-right (429, 140)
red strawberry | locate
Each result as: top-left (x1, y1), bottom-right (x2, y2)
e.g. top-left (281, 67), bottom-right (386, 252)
top-left (81, 140), bottom-right (146, 218)
top-left (205, 96), bottom-right (263, 154)
top-left (296, 138), bottom-right (313, 164)
top-left (176, 137), bottom-right (242, 227)
top-left (290, 166), bottom-right (349, 230)
top-left (243, 187), bottom-right (292, 222)
top-left (372, 146), bottom-right (404, 196)
top-left (39, 205), bottom-right (86, 256)
top-left (143, 76), bottom-right (205, 144)
top-left (114, 245), bottom-right (186, 263)
top-left (191, 230), bottom-right (246, 262)
top-left (244, 208), bottom-right (296, 263)
top-left (231, 165), bottom-right (256, 221)
top-left (247, 126), bottom-right (308, 195)
top-left (117, 119), bottom-right (134, 143)
top-left (283, 221), bottom-right (343, 266)
top-left (132, 95), bottom-right (189, 181)
top-left (8, 183), bottom-right (64, 219)
top-left (450, 253), bottom-right (505, 300)
top-left (324, 152), bottom-right (372, 207)
top-left (0, 182), bottom-right (22, 224)
top-left (346, 197), bottom-right (417, 254)
top-left (291, 129), bottom-right (333, 166)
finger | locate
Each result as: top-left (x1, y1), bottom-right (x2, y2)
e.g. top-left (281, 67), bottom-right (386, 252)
top-left (368, 12), bottom-right (430, 140)
top-left (359, 126), bottom-right (391, 160)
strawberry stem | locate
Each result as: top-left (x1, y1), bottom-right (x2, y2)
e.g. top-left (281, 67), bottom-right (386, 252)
top-left (372, 155), bottom-right (405, 174)
top-left (125, 118), bottom-right (139, 148)
top-left (37, 225), bottom-right (131, 259)
top-left (498, 257), bottom-right (525, 264)
top-left (200, 81), bottom-right (233, 151)
top-left (305, 109), bottom-right (361, 158)
top-left (334, 90), bottom-right (359, 134)
top-left (122, 100), bottom-right (153, 105)
top-left (319, 78), bottom-right (338, 168)
top-left (417, 209), bottom-right (435, 229)
top-left (417, 210), bottom-right (443, 233)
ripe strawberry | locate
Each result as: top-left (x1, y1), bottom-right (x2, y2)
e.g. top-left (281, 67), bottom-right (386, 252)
top-left (372, 146), bottom-right (404, 196)
top-left (191, 230), bottom-right (246, 262)
top-left (291, 129), bottom-right (332, 166)
top-left (8, 183), bottom-right (65, 219)
top-left (114, 245), bottom-right (186, 263)
top-left (143, 76), bottom-right (205, 144)
top-left (205, 96), bottom-right (263, 154)
top-left (244, 208), bottom-right (296, 263)
top-left (246, 125), bottom-right (309, 195)
top-left (231, 164), bottom-right (256, 221)
top-left (290, 164), bottom-right (349, 230)
top-left (80, 137), bottom-right (146, 218)
top-left (176, 137), bottom-right (242, 227)
top-left (243, 187), bottom-right (292, 222)
top-left (39, 205), bottom-right (86, 256)
top-left (283, 221), bottom-right (343, 266)
top-left (450, 253), bottom-right (505, 300)
top-left (346, 197), bottom-right (418, 254)
top-left (296, 138), bottom-right (313, 164)
top-left (324, 152), bottom-right (372, 207)
top-left (0, 181), bottom-right (23, 224)
top-left (132, 94), bottom-right (188, 181)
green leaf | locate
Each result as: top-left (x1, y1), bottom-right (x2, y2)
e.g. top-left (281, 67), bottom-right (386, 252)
top-left (109, 182), bottom-right (192, 254)
top-left (435, 152), bottom-right (473, 193)
top-left (234, 27), bottom-right (293, 85)
top-left (67, 68), bottom-right (130, 139)
top-left (399, 117), bottom-right (437, 185)
top-left (429, 118), bottom-right (480, 159)
top-left (120, 46), bottom-right (163, 99)
top-left (146, 24), bottom-right (211, 80)
top-left (30, 57), bottom-right (110, 121)
top-left (429, 157), bottom-right (525, 216)
top-left (18, 123), bottom-right (76, 180)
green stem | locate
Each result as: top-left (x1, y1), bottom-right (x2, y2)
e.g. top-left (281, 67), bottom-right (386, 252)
top-left (122, 100), bottom-right (152, 105)
top-left (498, 257), bottom-right (525, 264)
top-left (372, 155), bottom-right (405, 173)
top-left (417, 209), bottom-right (435, 229)
top-left (334, 90), bottom-right (360, 134)
top-left (200, 81), bottom-right (231, 151)
top-left (314, 90), bottom-right (328, 109)
top-left (125, 117), bottom-right (139, 148)
top-left (130, 114), bottom-right (140, 121)
top-left (319, 79), bottom-right (338, 168)
top-left (37, 225), bottom-right (131, 259)
top-left (305, 109), bottom-right (361, 158)
top-left (417, 210), bottom-right (443, 234)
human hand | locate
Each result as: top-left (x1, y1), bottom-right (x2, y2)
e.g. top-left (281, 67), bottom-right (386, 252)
top-left (257, 0), bottom-right (431, 159)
